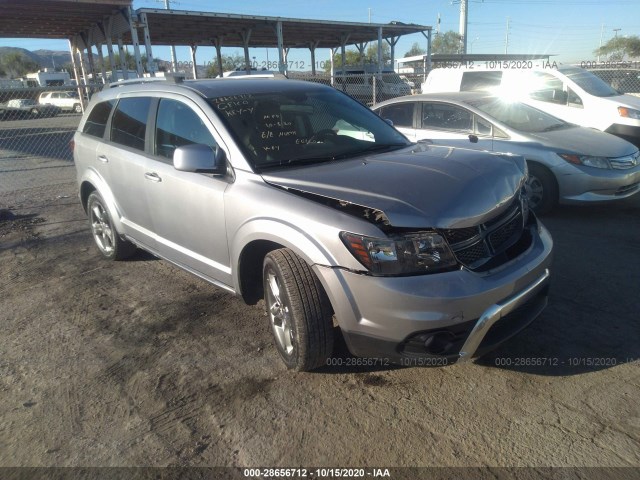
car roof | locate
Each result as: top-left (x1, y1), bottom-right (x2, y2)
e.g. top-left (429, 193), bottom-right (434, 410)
top-left (95, 78), bottom-right (331, 102)
top-left (374, 91), bottom-right (496, 108)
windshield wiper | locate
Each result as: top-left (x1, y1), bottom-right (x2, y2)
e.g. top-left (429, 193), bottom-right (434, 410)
top-left (542, 123), bottom-right (567, 132)
top-left (263, 143), bottom-right (409, 169)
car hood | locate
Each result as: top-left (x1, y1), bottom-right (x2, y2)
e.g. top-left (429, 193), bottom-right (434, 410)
top-left (262, 145), bottom-right (526, 229)
top-left (612, 93), bottom-right (640, 110)
top-left (528, 125), bottom-right (638, 157)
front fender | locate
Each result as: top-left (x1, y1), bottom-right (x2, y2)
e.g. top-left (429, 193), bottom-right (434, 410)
top-left (230, 217), bottom-right (346, 292)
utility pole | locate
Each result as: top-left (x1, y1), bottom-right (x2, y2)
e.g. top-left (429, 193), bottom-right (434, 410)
top-left (368, 8), bottom-right (372, 23)
top-left (459, 0), bottom-right (468, 54)
top-left (164, 0), bottom-right (178, 72)
top-left (436, 13), bottom-right (441, 35)
top-left (505, 16), bottom-right (510, 54)
top-left (597, 23), bottom-right (604, 62)
top-left (613, 28), bottom-right (622, 60)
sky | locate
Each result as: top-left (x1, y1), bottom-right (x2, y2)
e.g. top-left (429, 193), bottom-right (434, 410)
top-left (3, 0), bottom-right (640, 69)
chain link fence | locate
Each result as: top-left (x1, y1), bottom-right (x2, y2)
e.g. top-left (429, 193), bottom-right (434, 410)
top-left (0, 74), bottom-right (419, 165)
top-left (0, 85), bottom-right (103, 163)
top-left (290, 72), bottom-right (414, 106)
top-left (585, 67), bottom-right (640, 97)
top-left (6, 66), bottom-right (636, 168)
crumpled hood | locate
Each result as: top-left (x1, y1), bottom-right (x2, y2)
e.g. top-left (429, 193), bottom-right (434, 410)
top-left (528, 125), bottom-right (638, 158)
top-left (262, 144), bottom-right (526, 228)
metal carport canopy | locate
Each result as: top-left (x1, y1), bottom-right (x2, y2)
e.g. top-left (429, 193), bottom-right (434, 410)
top-left (134, 9), bottom-right (430, 49)
top-left (0, 0), bottom-right (132, 39)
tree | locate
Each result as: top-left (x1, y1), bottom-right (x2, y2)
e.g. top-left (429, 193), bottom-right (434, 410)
top-left (432, 31), bottom-right (462, 55)
top-left (324, 42), bottom-right (391, 71)
top-left (594, 35), bottom-right (640, 61)
top-left (205, 53), bottom-right (247, 77)
top-left (0, 52), bottom-right (39, 78)
top-left (404, 42), bottom-right (426, 57)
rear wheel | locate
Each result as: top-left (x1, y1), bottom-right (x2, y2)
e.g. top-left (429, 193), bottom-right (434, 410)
top-left (73, 103), bottom-right (82, 113)
top-left (87, 192), bottom-right (136, 260)
top-left (263, 249), bottom-right (333, 371)
top-left (526, 162), bottom-right (558, 214)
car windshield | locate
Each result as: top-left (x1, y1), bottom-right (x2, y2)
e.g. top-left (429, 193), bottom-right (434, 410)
top-left (209, 88), bottom-right (410, 171)
top-left (560, 67), bottom-right (621, 97)
top-left (469, 98), bottom-right (570, 133)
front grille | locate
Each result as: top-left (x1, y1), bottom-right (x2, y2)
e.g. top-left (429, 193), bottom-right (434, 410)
top-left (488, 213), bottom-right (521, 251)
top-left (441, 197), bottom-right (528, 271)
top-left (610, 151), bottom-right (639, 170)
top-left (455, 241), bottom-right (489, 266)
top-left (441, 226), bottom-right (479, 244)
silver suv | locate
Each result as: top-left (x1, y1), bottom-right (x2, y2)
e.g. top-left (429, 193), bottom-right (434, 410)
top-left (73, 77), bottom-right (553, 371)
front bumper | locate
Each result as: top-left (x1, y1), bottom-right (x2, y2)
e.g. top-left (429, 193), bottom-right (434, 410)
top-left (553, 162), bottom-right (640, 204)
top-left (314, 219), bottom-right (553, 364)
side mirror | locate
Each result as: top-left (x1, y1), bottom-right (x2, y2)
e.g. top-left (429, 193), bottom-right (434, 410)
top-left (173, 144), bottom-right (226, 175)
top-left (384, 118), bottom-right (394, 127)
top-left (468, 134), bottom-right (479, 144)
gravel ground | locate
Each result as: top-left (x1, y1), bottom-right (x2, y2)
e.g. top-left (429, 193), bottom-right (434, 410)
top-left (0, 141), bottom-right (639, 472)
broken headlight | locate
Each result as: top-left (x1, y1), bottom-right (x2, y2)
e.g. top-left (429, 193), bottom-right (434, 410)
top-left (340, 231), bottom-right (458, 275)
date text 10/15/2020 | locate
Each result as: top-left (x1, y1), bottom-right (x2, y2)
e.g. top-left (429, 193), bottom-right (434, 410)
top-left (175, 60), bottom-right (330, 70)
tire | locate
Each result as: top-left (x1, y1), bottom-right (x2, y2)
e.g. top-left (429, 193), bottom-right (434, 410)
top-left (87, 192), bottom-right (137, 260)
top-left (73, 103), bottom-right (82, 114)
top-left (30, 108), bottom-right (40, 116)
top-left (526, 162), bottom-right (558, 214)
top-left (263, 248), bottom-right (333, 371)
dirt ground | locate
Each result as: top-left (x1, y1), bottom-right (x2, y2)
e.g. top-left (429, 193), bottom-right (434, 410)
top-left (0, 145), bottom-right (639, 471)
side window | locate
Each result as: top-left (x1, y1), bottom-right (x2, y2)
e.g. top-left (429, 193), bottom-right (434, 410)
top-left (529, 72), bottom-right (566, 104)
top-left (378, 103), bottom-right (414, 128)
top-left (110, 97), bottom-right (152, 151)
top-left (567, 87), bottom-right (583, 108)
top-left (460, 71), bottom-right (503, 92)
top-left (155, 98), bottom-right (216, 160)
top-left (474, 115), bottom-right (493, 136)
top-left (82, 100), bottom-right (116, 138)
top-left (421, 103), bottom-right (472, 132)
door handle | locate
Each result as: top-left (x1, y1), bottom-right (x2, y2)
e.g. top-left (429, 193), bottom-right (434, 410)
top-left (144, 172), bottom-right (162, 182)
top-left (97, 155), bottom-right (109, 163)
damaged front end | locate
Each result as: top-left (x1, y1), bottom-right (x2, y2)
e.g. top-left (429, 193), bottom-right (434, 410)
top-left (283, 184), bottom-right (535, 276)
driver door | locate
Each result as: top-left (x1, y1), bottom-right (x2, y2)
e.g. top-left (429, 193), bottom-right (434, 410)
top-left (143, 97), bottom-right (233, 286)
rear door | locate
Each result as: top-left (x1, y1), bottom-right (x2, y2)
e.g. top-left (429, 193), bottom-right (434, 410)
top-left (143, 96), bottom-right (233, 286)
top-left (99, 96), bottom-right (156, 250)
top-left (416, 102), bottom-right (475, 147)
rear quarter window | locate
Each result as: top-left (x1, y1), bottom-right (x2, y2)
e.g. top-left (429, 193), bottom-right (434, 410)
top-left (460, 71), bottom-right (503, 92)
top-left (82, 100), bottom-right (116, 138)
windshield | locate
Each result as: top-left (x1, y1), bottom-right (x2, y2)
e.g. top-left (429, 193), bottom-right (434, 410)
top-left (469, 98), bottom-right (569, 133)
top-left (209, 88), bottom-right (409, 171)
top-left (560, 67), bottom-right (621, 97)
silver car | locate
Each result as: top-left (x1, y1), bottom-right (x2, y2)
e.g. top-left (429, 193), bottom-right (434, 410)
top-left (374, 92), bottom-right (640, 213)
top-left (73, 78), bottom-right (552, 371)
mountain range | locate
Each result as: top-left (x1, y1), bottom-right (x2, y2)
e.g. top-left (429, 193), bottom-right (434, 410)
top-left (0, 46), bottom-right (72, 69)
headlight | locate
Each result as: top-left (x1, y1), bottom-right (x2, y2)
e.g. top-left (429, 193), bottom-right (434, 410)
top-left (618, 106), bottom-right (640, 120)
top-left (558, 153), bottom-right (610, 169)
top-left (340, 231), bottom-right (458, 275)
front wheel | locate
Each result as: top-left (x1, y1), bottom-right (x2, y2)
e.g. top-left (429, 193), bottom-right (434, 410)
top-left (526, 162), bottom-right (558, 214)
top-left (87, 192), bottom-right (136, 260)
top-left (74, 103), bottom-right (82, 113)
top-left (263, 249), bottom-right (333, 371)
